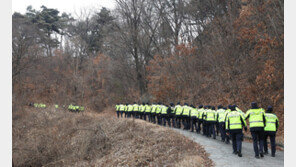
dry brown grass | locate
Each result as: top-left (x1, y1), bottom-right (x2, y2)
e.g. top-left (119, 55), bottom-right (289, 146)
top-left (13, 107), bottom-right (213, 167)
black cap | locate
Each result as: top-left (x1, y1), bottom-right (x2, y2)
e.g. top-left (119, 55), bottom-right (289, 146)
top-left (251, 102), bottom-right (258, 109)
top-left (199, 105), bottom-right (203, 108)
top-left (230, 105), bottom-right (236, 111)
top-left (267, 106), bottom-right (273, 113)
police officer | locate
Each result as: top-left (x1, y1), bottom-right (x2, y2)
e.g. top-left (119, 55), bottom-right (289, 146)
top-left (224, 105), bottom-right (232, 144)
top-left (74, 105), bottom-right (78, 112)
top-left (263, 106), bottom-right (279, 157)
top-left (145, 103), bottom-right (151, 121)
top-left (206, 106), bottom-right (216, 139)
top-left (142, 102), bottom-right (147, 120)
top-left (168, 103), bottom-right (175, 127)
top-left (182, 103), bottom-right (191, 130)
top-left (161, 104), bottom-right (168, 126)
top-left (127, 103), bottom-right (133, 118)
top-left (55, 104), bottom-right (59, 110)
top-left (245, 102), bottom-right (266, 159)
top-left (202, 105), bottom-right (209, 136)
top-left (234, 104), bottom-right (245, 141)
top-left (215, 107), bottom-right (219, 136)
top-left (119, 103), bottom-right (125, 117)
top-left (151, 103), bottom-right (157, 123)
top-left (79, 106), bottom-right (85, 112)
top-left (175, 102), bottom-right (183, 128)
top-left (76, 105), bottom-right (80, 112)
top-left (115, 104), bottom-right (120, 118)
top-left (124, 103), bottom-right (128, 118)
top-left (138, 103), bottom-right (143, 119)
top-left (222, 107), bottom-right (230, 143)
top-left (226, 105), bottom-right (247, 157)
top-left (68, 104), bottom-right (73, 112)
top-left (217, 105), bottom-right (228, 142)
top-left (203, 106), bottom-right (210, 137)
top-left (139, 103), bottom-right (144, 119)
top-left (190, 105), bottom-right (198, 133)
top-left (156, 103), bottom-right (162, 125)
top-left (133, 102), bottom-right (139, 118)
top-left (197, 105), bottom-right (204, 134)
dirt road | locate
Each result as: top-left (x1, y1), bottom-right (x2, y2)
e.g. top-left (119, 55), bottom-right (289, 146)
top-left (173, 128), bottom-right (284, 167)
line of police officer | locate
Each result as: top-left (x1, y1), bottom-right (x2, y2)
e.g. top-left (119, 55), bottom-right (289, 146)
top-left (31, 103), bottom-right (85, 112)
top-left (115, 102), bottom-right (279, 158)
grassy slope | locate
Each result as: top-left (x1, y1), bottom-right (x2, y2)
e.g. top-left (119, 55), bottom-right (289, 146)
top-left (13, 107), bottom-right (213, 167)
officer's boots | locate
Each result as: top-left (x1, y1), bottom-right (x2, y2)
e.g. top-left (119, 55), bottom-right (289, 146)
top-left (237, 150), bottom-right (242, 157)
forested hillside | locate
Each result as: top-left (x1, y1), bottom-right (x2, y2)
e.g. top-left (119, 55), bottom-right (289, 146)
top-left (13, 0), bottom-right (283, 136)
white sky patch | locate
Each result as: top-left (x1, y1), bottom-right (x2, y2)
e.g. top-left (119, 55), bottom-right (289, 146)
top-left (12, 0), bottom-right (116, 18)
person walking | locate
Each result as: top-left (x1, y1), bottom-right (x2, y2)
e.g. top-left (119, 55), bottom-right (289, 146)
top-left (156, 103), bottom-right (162, 125)
top-left (226, 105), bottom-right (247, 157)
top-left (175, 102), bottom-right (183, 128)
top-left (217, 105), bottom-right (228, 142)
top-left (205, 106), bottom-right (216, 139)
top-left (115, 104), bottom-right (120, 118)
top-left (161, 104), bottom-right (168, 126)
top-left (151, 103), bottom-right (157, 123)
top-left (182, 103), bottom-right (191, 130)
top-left (263, 106), bottom-right (279, 157)
top-left (245, 102), bottom-right (266, 159)
top-left (133, 102), bottom-right (139, 118)
top-left (190, 105), bottom-right (199, 133)
top-left (168, 103), bottom-right (175, 127)
top-left (144, 103), bottom-right (151, 121)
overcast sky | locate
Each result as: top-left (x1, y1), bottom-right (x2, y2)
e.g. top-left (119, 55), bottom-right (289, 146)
top-left (12, 0), bottom-right (116, 18)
